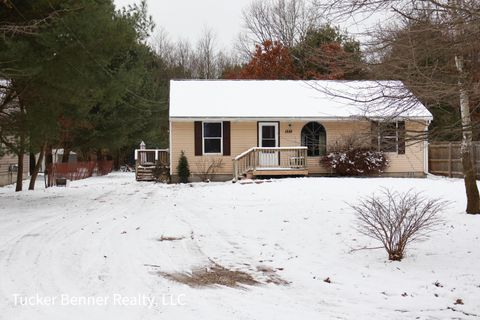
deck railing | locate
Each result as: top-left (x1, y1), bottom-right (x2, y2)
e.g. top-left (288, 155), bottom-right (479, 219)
top-left (134, 149), bottom-right (169, 167)
top-left (233, 147), bottom-right (308, 181)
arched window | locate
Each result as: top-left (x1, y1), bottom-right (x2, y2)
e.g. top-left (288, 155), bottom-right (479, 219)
top-left (301, 122), bottom-right (326, 156)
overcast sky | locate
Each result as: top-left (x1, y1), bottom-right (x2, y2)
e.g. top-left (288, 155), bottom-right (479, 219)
top-left (114, 0), bottom-right (253, 50)
top-left (113, 0), bottom-right (384, 51)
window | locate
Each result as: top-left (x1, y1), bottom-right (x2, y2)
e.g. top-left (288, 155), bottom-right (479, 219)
top-left (260, 124), bottom-right (277, 147)
top-left (301, 122), bottom-right (326, 156)
top-left (203, 122), bottom-right (222, 154)
top-left (375, 121), bottom-right (405, 154)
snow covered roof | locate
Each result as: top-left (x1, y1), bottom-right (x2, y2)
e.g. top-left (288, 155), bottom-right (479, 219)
top-left (169, 80), bottom-right (433, 120)
top-left (53, 149), bottom-right (77, 156)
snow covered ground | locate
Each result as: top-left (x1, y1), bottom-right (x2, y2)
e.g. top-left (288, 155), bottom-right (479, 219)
top-left (0, 173), bottom-right (479, 320)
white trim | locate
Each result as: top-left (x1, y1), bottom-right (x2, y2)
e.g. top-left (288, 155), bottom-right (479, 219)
top-left (424, 122), bottom-right (430, 174)
top-left (258, 122), bottom-right (279, 167)
top-left (170, 116), bottom-right (433, 122)
top-left (234, 147), bottom-right (308, 160)
top-left (202, 121), bottom-right (223, 155)
top-left (258, 122), bottom-right (279, 148)
top-left (169, 120), bottom-right (173, 176)
top-left (376, 120), bottom-right (404, 154)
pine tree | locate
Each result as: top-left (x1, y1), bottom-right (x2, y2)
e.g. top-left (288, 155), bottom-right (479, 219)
top-left (177, 151), bottom-right (190, 183)
top-left (0, 0), bottom-right (166, 190)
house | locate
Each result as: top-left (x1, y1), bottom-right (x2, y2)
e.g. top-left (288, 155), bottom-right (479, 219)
top-left (0, 150), bottom-right (29, 187)
top-left (0, 80), bottom-right (30, 187)
top-left (168, 80), bottom-right (433, 182)
top-left (37, 148), bottom-right (78, 173)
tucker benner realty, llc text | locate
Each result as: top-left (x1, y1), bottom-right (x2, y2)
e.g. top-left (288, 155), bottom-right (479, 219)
top-left (13, 293), bottom-right (187, 308)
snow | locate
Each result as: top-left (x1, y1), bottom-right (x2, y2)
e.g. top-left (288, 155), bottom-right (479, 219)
top-left (169, 80), bottom-right (433, 120)
top-left (0, 79), bottom-right (10, 102)
top-left (53, 149), bottom-right (77, 156)
top-left (1, 173), bottom-right (479, 319)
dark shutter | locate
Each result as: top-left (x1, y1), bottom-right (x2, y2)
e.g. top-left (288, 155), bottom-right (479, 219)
top-left (398, 121), bottom-right (406, 154)
top-left (223, 121), bottom-right (231, 156)
top-left (194, 121), bottom-right (202, 156)
top-left (371, 121), bottom-right (379, 150)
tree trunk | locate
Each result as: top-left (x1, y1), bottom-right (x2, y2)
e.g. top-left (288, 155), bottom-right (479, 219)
top-left (11, 98), bottom-right (28, 192)
top-left (15, 120), bottom-right (26, 192)
top-left (45, 144), bottom-right (53, 187)
top-left (15, 151), bottom-right (24, 192)
top-left (62, 147), bottom-right (70, 163)
top-left (29, 152), bottom-right (36, 175)
top-left (113, 150), bottom-right (119, 170)
top-left (29, 143), bottom-right (46, 190)
top-left (96, 149), bottom-right (103, 161)
top-left (455, 55), bottom-right (480, 214)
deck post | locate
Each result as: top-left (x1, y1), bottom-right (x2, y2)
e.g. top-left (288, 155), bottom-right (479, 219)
top-left (448, 143), bottom-right (452, 178)
top-left (233, 159), bottom-right (238, 182)
top-left (134, 148), bottom-right (170, 182)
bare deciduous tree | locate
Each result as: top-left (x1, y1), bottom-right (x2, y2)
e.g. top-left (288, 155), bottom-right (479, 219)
top-left (238, 0), bottom-right (322, 56)
top-left (350, 189), bottom-right (446, 261)
top-left (152, 27), bottom-right (238, 80)
top-left (195, 27), bottom-right (218, 79)
top-left (316, 0), bottom-right (480, 214)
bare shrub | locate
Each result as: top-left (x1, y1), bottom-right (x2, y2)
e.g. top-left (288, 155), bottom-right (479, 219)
top-left (350, 189), bottom-right (447, 261)
top-left (322, 134), bottom-right (388, 176)
top-left (195, 158), bottom-right (223, 182)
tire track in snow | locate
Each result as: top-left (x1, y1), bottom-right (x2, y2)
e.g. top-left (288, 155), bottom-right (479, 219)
top-left (0, 177), bottom-right (168, 319)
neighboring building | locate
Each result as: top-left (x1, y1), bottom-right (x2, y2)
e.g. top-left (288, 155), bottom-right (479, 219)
top-left (0, 150), bottom-right (29, 187)
top-left (0, 80), bottom-right (30, 187)
top-left (168, 80), bottom-right (433, 182)
top-left (37, 149), bottom-right (78, 172)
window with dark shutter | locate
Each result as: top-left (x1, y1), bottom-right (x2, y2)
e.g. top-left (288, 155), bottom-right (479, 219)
top-left (203, 122), bottom-right (223, 154)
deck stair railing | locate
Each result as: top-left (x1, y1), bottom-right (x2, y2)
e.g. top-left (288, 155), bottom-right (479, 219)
top-left (134, 149), bottom-right (169, 181)
top-left (233, 147), bottom-right (307, 181)
top-left (134, 149), bottom-right (169, 167)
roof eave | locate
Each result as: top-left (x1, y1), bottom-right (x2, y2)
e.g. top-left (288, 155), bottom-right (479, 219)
top-left (169, 115), bottom-right (433, 122)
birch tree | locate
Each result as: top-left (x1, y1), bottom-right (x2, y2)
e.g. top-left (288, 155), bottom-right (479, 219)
top-left (317, 0), bottom-right (480, 214)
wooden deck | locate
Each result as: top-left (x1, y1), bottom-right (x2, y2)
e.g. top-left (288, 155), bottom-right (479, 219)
top-left (134, 149), bottom-right (169, 181)
top-left (253, 169), bottom-right (308, 176)
top-left (233, 147), bottom-right (308, 181)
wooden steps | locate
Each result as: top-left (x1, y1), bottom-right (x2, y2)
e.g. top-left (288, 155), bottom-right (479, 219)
top-left (134, 149), bottom-right (170, 182)
top-left (136, 166), bottom-right (156, 181)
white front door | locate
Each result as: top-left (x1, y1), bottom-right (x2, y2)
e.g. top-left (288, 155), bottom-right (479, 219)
top-left (258, 122), bottom-right (279, 167)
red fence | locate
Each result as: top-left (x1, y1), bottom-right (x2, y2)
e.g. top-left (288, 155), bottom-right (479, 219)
top-left (47, 160), bottom-right (113, 186)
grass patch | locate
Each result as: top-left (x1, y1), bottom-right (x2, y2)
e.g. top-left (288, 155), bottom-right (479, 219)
top-left (159, 262), bottom-right (259, 288)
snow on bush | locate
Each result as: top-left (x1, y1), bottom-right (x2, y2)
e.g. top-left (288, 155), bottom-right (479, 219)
top-left (350, 189), bottom-right (446, 261)
top-left (322, 148), bottom-right (388, 176)
top-left (321, 134), bottom-right (388, 176)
